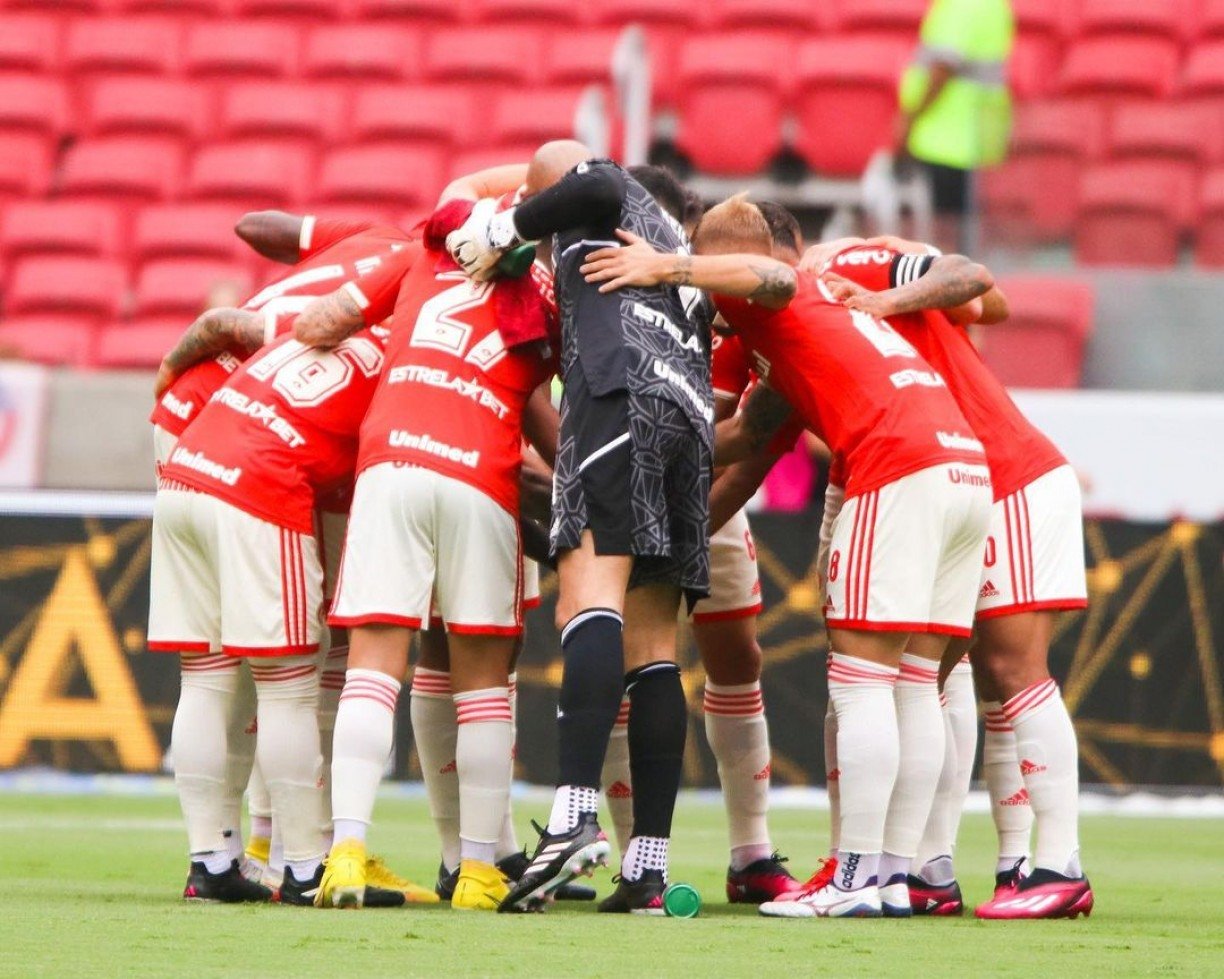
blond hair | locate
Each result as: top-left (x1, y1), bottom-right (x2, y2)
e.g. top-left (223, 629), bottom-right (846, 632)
top-left (692, 193), bottom-right (772, 256)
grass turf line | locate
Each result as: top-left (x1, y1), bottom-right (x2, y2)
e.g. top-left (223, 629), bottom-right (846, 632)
top-left (1, 793), bottom-right (1221, 978)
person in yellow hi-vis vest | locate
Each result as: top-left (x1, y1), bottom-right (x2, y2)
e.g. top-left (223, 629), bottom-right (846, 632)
top-left (896, 0), bottom-right (1014, 251)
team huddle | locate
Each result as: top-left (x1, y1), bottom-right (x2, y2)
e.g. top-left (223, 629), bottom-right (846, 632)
top-left (147, 138), bottom-right (1093, 921)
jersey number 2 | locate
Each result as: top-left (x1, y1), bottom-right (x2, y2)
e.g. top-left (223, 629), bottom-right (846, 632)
top-left (410, 273), bottom-right (507, 370)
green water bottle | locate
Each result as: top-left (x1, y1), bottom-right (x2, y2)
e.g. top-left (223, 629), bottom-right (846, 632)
top-left (662, 882), bottom-right (701, 918)
top-left (496, 243), bottom-right (537, 279)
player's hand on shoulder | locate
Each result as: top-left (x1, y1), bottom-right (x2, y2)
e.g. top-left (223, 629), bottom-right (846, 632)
top-left (822, 271), bottom-right (893, 318)
top-left (580, 228), bottom-right (668, 293)
top-left (446, 197), bottom-right (503, 281)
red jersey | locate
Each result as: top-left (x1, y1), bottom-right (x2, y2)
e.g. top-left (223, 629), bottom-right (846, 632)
top-left (711, 332), bottom-right (752, 402)
top-left (823, 245), bottom-right (1065, 500)
top-left (162, 328), bottom-right (389, 535)
top-left (357, 253), bottom-right (557, 517)
top-left (716, 276), bottom-right (986, 499)
top-left (150, 217), bottom-right (417, 438)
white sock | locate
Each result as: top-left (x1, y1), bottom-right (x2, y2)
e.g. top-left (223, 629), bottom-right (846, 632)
top-left (827, 652), bottom-right (899, 887)
top-left (496, 673), bottom-right (520, 860)
top-left (983, 700), bottom-right (1033, 869)
top-left (222, 666), bottom-right (257, 861)
top-left (409, 667), bottom-right (460, 870)
top-left (1003, 679), bottom-right (1082, 877)
top-left (286, 857), bottom-right (321, 881)
top-left (454, 687), bottom-right (514, 866)
top-left (824, 695), bottom-right (840, 852)
top-left (547, 784), bottom-right (600, 835)
top-left (704, 681), bottom-right (773, 870)
top-left (198, 850), bottom-right (232, 874)
top-left (622, 835), bottom-right (669, 883)
top-left (247, 761), bottom-right (271, 843)
top-left (881, 654), bottom-right (945, 884)
top-left (331, 668), bottom-right (400, 846)
top-left (173, 654), bottom-right (239, 859)
top-left (318, 642), bottom-right (347, 848)
top-left (600, 697), bottom-right (633, 854)
top-left (250, 814), bottom-right (272, 841)
top-left (251, 658), bottom-right (325, 865)
top-left (915, 705), bottom-right (959, 882)
top-left (943, 659), bottom-right (978, 848)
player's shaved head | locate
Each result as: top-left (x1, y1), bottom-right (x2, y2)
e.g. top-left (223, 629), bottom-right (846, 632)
top-left (524, 140), bottom-right (594, 196)
top-left (692, 193), bottom-right (772, 257)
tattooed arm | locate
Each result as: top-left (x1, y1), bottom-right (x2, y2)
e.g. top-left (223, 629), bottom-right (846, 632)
top-left (712, 383), bottom-right (795, 467)
top-left (154, 307), bottom-right (265, 397)
top-left (824, 254), bottom-right (993, 320)
top-left (293, 287), bottom-right (366, 349)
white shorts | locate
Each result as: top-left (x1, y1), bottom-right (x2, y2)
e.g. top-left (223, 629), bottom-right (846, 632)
top-left (153, 423), bottom-right (177, 471)
top-left (523, 557), bottom-right (541, 610)
top-left (148, 484), bottom-right (323, 657)
top-left (690, 508), bottom-right (762, 623)
top-left (976, 464), bottom-right (1088, 618)
top-left (824, 462), bottom-right (993, 637)
top-left (330, 462), bottom-right (524, 636)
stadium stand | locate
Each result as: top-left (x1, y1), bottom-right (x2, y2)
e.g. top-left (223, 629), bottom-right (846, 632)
top-left (980, 276), bottom-right (1096, 389)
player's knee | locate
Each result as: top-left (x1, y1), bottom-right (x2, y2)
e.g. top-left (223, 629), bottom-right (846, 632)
top-left (973, 639), bottom-right (1047, 697)
top-left (702, 637), bottom-right (762, 686)
top-left (251, 657), bottom-right (318, 706)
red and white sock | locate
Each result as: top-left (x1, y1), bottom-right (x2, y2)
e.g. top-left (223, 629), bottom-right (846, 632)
top-left (174, 653), bottom-right (240, 869)
top-left (824, 696), bottom-right (840, 852)
top-left (828, 652), bottom-right (900, 890)
top-left (250, 657), bottom-right (325, 869)
top-left (1003, 678), bottom-right (1082, 877)
top-left (331, 667), bottom-right (400, 846)
top-left (704, 681), bottom-right (773, 870)
top-left (496, 673), bottom-right (519, 861)
top-left (454, 687), bottom-right (514, 865)
top-left (983, 700), bottom-right (1033, 873)
top-left (881, 654), bottom-right (945, 884)
top-left (408, 667), bottom-right (459, 870)
top-left (600, 696), bottom-right (633, 855)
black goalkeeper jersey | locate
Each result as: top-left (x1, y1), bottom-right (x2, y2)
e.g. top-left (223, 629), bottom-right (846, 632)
top-left (550, 160), bottom-right (714, 446)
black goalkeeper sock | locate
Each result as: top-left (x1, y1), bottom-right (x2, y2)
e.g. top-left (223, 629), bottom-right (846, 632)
top-left (626, 660), bottom-right (687, 840)
top-left (556, 608), bottom-right (625, 790)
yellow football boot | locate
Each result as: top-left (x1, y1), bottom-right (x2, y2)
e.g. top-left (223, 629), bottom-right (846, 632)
top-left (451, 859), bottom-right (510, 911)
top-left (365, 855), bottom-right (441, 904)
top-left (241, 836), bottom-right (271, 885)
top-left (315, 837), bottom-right (368, 909)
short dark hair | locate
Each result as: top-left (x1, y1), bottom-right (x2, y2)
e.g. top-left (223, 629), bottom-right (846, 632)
top-left (628, 164), bottom-right (688, 225)
top-left (682, 188), bottom-right (706, 230)
top-left (756, 200), bottom-right (803, 257)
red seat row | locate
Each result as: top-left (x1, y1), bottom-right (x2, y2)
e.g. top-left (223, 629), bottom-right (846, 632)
top-left (978, 275), bottom-right (1096, 390)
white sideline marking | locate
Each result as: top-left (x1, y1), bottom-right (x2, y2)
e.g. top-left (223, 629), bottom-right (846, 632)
top-left (0, 489), bottom-right (155, 517)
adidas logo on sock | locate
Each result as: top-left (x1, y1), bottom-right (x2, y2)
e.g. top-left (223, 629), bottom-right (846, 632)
top-left (979, 580), bottom-right (1000, 599)
top-left (753, 764), bottom-right (771, 781)
top-left (607, 781), bottom-right (633, 799)
top-left (1000, 788), bottom-right (1031, 807)
top-left (1019, 759), bottom-right (1047, 776)
top-left (439, 760), bottom-right (457, 775)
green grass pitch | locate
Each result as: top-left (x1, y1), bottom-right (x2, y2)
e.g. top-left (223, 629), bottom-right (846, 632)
top-left (2, 791), bottom-right (1222, 978)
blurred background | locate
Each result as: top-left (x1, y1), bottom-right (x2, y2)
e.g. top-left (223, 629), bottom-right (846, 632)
top-left (0, 0), bottom-right (1220, 794)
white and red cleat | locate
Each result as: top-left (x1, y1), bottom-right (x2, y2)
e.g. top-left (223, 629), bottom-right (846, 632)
top-left (759, 860), bottom-right (880, 919)
top-left (975, 869), bottom-right (1094, 920)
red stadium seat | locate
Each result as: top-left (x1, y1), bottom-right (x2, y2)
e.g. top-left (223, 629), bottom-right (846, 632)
top-left (832, 0), bottom-right (926, 38)
top-left (1008, 100), bottom-right (1107, 238)
top-left (1194, 168), bottom-right (1224, 266)
top-left (0, 201), bottom-right (122, 262)
top-left (5, 255), bottom-right (127, 319)
top-left (544, 29), bottom-right (623, 86)
top-left (0, 134), bottom-right (52, 202)
top-left (489, 89), bottom-right (584, 149)
top-left (793, 37), bottom-right (911, 176)
top-left (1108, 102), bottom-right (1222, 167)
top-left (349, 84), bottom-right (478, 149)
top-left (133, 258), bottom-right (253, 318)
top-left (60, 138), bottom-right (184, 203)
top-left (675, 35), bottom-right (790, 175)
top-left (1010, 0), bottom-right (1070, 40)
top-left (979, 276), bottom-right (1095, 389)
top-left (118, 0), bottom-right (231, 14)
top-left (1074, 162), bottom-right (1194, 267)
top-left (589, 0), bottom-right (704, 28)
top-left (95, 319), bottom-right (185, 369)
top-left (217, 81), bottom-right (345, 146)
top-left (187, 142), bottom-right (312, 209)
top-left (0, 74), bottom-right (69, 138)
top-left (0, 15), bottom-right (61, 74)
top-left (1008, 35), bottom-right (1062, 100)
top-left (1057, 37), bottom-right (1180, 100)
top-left (1201, 0), bottom-right (1224, 40)
top-left (302, 23), bottom-right (418, 83)
top-left (1075, 0), bottom-right (1191, 43)
top-left (81, 77), bottom-right (210, 143)
top-left (712, 0), bottom-right (828, 31)
top-left (231, 0), bottom-right (346, 19)
top-left (133, 204), bottom-right (250, 264)
top-left (978, 159), bottom-right (1043, 246)
top-left (351, 0), bottom-right (462, 22)
top-left (185, 21), bottom-right (299, 79)
top-left (1180, 41), bottom-right (1224, 98)
top-left (64, 17), bottom-right (182, 78)
top-left (4, 0), bottom-right (110, 13)
top-left (0, 316), bottom-right (98, 366)
top-left (480, 0), bottom-right (587, 25)
top-left (425, 27), bottom-right (541, 85)
top-left (315, 146), bottom-right (444, 211)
